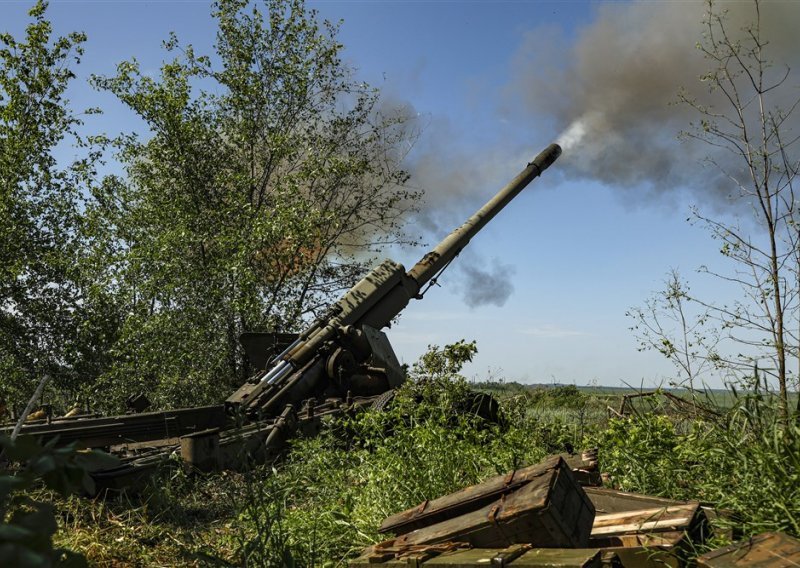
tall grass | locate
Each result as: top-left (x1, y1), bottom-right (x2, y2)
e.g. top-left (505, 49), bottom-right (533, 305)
top-left (235, 374), bottom-right (569, 565)
top-left (38, 348), bottom-right (799, 566)
top-left (593, 389), bottom-right (800, 538)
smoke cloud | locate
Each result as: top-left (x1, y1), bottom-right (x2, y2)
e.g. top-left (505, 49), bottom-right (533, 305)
top-left (403, 117), bottom-right (532, 232)
top-left (398, 119), bottom-right (532, 308)
top-left (509, 1), bottom-right (800, 202)
top-left (397, 1), bottom-right (800, 308)
top-left (455, 257), bottom-right (516, 309)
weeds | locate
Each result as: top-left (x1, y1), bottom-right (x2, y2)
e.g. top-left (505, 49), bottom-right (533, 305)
top-left (594, 388), bottom-right (800, 540)
top-left (24, 344), bottom-right (800, 566)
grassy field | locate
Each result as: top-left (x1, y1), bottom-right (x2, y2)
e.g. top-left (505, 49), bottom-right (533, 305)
top-left (4, 348), bottom-right (800, 566)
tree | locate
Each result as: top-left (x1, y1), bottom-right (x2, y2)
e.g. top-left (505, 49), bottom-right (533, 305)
top-left (634, 0), bottom-right (800, 421)
top-left (0, 2), bottom-right (103, 413)
top-left (628, 270), bottom-right (722, 395)
top-left (87, 0), bottom-right (419, 410)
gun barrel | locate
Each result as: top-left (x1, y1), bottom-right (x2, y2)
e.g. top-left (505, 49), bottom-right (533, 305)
top-left (407, 143), bottom-right (561, 288)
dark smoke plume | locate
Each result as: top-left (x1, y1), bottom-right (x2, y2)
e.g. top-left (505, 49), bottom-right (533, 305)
top-left (509, 1), bottom-right (800, 202)
top-left (455, 258), bottom-right (516, 309)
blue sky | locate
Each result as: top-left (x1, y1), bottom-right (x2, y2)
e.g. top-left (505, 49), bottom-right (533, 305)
top-left (3, 0), bottom-right (792, 388)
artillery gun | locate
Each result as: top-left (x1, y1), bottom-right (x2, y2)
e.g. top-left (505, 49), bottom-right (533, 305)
top-left (225, 142), bottom-right (562, 419)
top-left (5, 143), bottom-right (562, 489)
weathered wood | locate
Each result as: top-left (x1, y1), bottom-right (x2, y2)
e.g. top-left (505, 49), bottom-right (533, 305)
top-left (423, 545), bottom-right (531, 567)
top-left (381, 456), bottom-right (565, 536)
top-left (350, 543), bottom-right (472, 568)
top-left (697, 532), bottom-right (800, 567)
top-left (382, 458), bottom-right (594, 549)
top-left (584, 487), bottom-right (688, 515)
top-left (591, 504), bottom-right (699, 537)
top-left (349, 546), bottom-right (618, 567)
top-left (602, 545), bottom-right (681, 568)
top-left (381, 454), bottom-right (603, 537)
top-left (510, 548), bottom-right (603, 567)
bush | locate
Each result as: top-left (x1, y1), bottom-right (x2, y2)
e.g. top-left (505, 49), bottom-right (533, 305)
top-left (592, 392), bottom-right (800, 540)
top-left (0, 436), bottom-right (117, 567)
top-left (233, 342), bottom-right (559, 565)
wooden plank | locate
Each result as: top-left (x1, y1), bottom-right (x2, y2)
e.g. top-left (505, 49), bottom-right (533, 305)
top-left (423, 545), bottom-right (530, 567)
top-left (583, 487), bottom-right (689, 515)
top-left (698, 532), bottom-right (800, 567)
top-left (511, 549), bottom-right (603, 567)
top-left (591, 504), bottom-right (698, 536)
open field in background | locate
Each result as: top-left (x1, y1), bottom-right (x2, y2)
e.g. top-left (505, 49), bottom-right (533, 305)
top-left (476, 380), bottom-right (800, 410)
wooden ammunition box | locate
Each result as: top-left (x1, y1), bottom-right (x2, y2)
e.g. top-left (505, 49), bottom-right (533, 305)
top-left (697, 532), bottom-right (800, 567)
top-left (350, 545), bottom-right (618, 568)
top-left (510, 548), bottom-right (604, 567)
top-left (384, 458), bottom-right (594, 549)
top-left (588, 501), bottom-right (707, 568)
top-left (381, 456), bottom-right (563, 535)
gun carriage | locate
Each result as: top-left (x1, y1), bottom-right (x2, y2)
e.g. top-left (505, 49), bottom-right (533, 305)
top-left (4, 144), bottom-right (562, 490)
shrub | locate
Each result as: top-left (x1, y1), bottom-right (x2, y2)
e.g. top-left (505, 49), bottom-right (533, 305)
top-left (592, 393), bottom-right (800, 539)
top-left (234, 342), bottom-right (558, 565)
top-left (0, 436), bottom-right (117, 567)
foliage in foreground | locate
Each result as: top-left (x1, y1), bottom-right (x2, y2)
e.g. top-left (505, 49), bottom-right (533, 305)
top-left (594, 390), bottom-right (800, 538)
top-left (237, 378), bottom-right (800, 565)
top-left (235, 342), bottom-right (575, 566)
top-left (44, 344), bottom-right (579, 566)
top-left (25, 346), bottom-right (798, 566)
top-left (0, 436), bottom-right (117, 567)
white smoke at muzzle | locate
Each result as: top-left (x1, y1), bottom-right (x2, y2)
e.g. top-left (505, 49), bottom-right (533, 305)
top-left (509, 1), bottom-right (800, 203)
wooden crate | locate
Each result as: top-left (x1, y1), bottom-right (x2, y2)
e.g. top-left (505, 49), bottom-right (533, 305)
top-left (384, 458), bottom-right (594, 549)
top-left (697, 532), bottom-right (800, 567)
top-left (350, 545), bottom-right (616, 568)
top-left (583, 487), bottom-right (688, 515)
top-left (380, 456), bottom-right (564, 535)
top-left (588, 503), bottom-right (706, 568)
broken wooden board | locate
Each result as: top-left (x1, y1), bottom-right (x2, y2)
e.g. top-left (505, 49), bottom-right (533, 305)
top-left (585, 487), bottom-right (711, 547)
top-left (595, 532), bottom-right (686, 568)
top-left (697, 532), bottom-right (800, 567)
top-left (583, 488), bottom-right (688, 516)
top-left (509, 548), bottom-right (606, 567)
top-left (382, 458), bottom-right (594, 549)
top-left (421, 547), bottom-right (607, 567)
top-left (423, 545), bottom-right (531, 567)
top-left (591, 504), bottom-right (701, 539)
top-left (588, 502), bottom-right (707, 568)
top-left (558, 450), bottom-right (602, 488)
top-left (350, 543), bottom-right (473, 567)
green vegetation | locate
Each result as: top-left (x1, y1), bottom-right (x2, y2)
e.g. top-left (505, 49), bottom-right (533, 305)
top-left (3, 1), bottom-right (800, 566)
top-left (0, 435), bottom-right (117, 566)
top-left (11, 343), bottom-right (788, 566)
top-left (1, 0), bottom-right (418, 415)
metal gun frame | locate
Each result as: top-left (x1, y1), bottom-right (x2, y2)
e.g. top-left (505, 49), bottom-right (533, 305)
top-left (5, 144), bottom-right (562, 491)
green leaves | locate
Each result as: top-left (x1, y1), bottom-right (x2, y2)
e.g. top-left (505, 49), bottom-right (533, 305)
top-left (0, 435), bottom-right (118, 567)
top-left (0, 0), bottom-right (105, 410)
top-left (83, 0), bottom-right (420, 410)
